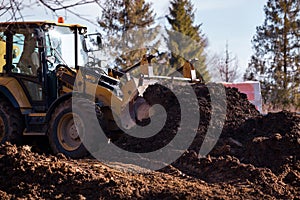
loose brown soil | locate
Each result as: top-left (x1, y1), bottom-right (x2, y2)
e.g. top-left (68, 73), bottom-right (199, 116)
top-left (0, 83), bottom-right (299, 199)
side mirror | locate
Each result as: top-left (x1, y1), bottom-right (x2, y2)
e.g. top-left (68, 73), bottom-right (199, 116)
top-left (83, 33), bottom-right (102, 52)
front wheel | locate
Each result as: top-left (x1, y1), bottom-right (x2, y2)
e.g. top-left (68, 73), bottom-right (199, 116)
top-left (48, 99), bottom-right (86, 158)
top-left (48, 98), bottom-right (106, 158)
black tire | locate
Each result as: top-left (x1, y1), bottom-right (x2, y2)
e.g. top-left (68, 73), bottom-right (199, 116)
top-left (0, 98), bottom-right (24, 144)
top-left (48, 98), bottom-right (104, 158)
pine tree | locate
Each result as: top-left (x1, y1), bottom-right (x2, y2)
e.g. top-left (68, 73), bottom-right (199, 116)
top-left (245, 0), bottom-right (300, 109)
top-left (99, 0), bottom-right (158, 69)
top-left (166, 0), bottom-right (210, 82)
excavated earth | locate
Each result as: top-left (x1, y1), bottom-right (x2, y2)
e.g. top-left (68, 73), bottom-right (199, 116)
top-left (0, 82), bottom-right (299, 199)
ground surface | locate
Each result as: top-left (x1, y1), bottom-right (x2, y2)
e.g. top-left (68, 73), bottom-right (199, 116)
top-left (0, 83), bottom-right (299, 199)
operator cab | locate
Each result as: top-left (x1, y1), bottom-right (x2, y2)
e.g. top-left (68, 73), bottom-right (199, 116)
top-left (0, 21), bottom-right (98, 111)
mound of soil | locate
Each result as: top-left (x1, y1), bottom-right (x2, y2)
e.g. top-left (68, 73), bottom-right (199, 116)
top-left (141, 82), bottom-right (299, 198)
top-left (115, 83), bottom-right (260, 155)
top-left (0, 82), bottom-right (299, 199)
top-left (171, 153), bottom-right (298, 198)
top-left (235, 111), bottom-right (299, 172)
top-left (0, 143), bottom-right (298, 199)
top-left (200, 111), bottom-right (300, 173)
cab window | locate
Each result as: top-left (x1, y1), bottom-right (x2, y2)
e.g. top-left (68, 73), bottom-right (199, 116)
top-left (13, 33), bottom-right (40, 76)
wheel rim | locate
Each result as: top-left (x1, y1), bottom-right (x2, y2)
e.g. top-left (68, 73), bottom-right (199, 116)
top-left (0, 116), bottom-right (5, 142)
top-left (57, 113), bottom-right (83, 151)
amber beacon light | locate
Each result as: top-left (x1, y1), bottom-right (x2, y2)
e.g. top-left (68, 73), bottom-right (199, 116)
top-left (58, 16), bottom-right (64, 23)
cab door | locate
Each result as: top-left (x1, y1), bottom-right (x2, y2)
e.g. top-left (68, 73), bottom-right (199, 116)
top-left (9, 31), bottom-right (46, 112)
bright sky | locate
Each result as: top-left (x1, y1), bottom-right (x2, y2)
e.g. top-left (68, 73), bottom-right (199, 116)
top-left (150, 0), bottom-right (268, 76)
top-left (1, 0), bottom-right (267, 79)
top-left (194, 0), bottom-right (267, 70)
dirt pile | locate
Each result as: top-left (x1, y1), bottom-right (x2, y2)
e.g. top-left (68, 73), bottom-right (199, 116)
top-left (200, 110), bottom-right (300, 176)
top-left (0, 143), bottom-right (282, 199)
top-left (170, 154), bottom-right (298, 197)
top-left (143, 83), bottom-right (299, 198)
top-left (141, 83), bottom-right (299, 168)
top-left (0, 82), bottom-right (299, 199)
top-left (233, 111), bottom-right (299, 169)
top-left (118, 83), bottom-right (260, 154)
top-left (140, 83), bottom-right (261, 154)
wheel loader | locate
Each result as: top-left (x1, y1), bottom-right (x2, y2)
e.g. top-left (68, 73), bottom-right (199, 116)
top-left (0, 20), bottom-right (201, 158)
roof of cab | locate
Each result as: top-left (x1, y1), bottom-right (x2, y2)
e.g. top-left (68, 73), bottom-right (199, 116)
top-left (0, 21), bottom-right (87, 29)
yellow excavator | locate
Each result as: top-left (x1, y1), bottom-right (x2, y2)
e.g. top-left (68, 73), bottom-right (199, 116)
top-left (0, 20), bottom-right (201, 158)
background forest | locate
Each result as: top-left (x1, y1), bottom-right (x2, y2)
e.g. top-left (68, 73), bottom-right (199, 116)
top-left (1, 0), bottom-right (300, 111)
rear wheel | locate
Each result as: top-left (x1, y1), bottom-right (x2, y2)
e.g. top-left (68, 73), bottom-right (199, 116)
top-left (0, 98), bottom-right (24, 144)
